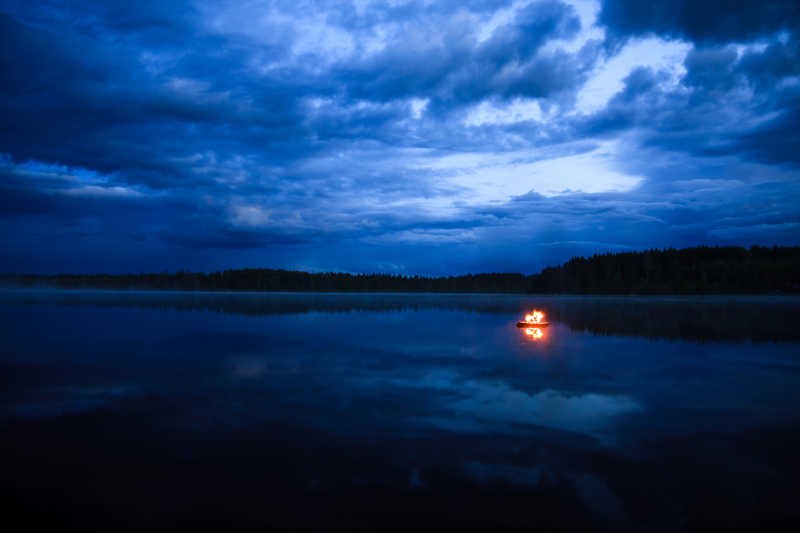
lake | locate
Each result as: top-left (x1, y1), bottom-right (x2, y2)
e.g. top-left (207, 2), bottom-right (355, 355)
top-left (2, 290), bottom-right (800, 531)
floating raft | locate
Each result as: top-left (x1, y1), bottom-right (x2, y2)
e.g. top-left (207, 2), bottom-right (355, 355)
top-left (516, 322), bottom-right (549, 328)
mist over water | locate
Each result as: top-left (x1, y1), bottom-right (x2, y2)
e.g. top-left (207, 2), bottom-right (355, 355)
top-left (2, 291), bottom-right (800, 531)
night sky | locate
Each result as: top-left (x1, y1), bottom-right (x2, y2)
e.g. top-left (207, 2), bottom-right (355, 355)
top-left (1, 1), bottom-right (799, 275)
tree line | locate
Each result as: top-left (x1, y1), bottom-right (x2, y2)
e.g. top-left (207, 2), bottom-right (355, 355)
top-left (2, 245), bottom-right (799, 293)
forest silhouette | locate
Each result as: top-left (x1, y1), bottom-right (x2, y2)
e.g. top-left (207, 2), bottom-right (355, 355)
top-left (3, 245), bottom-right (799, 294)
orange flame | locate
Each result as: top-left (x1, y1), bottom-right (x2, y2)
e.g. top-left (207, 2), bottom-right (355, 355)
top-left (524, 310), bottom-right (545, 324)
top-left (524, 327), bottom-right (544, 339)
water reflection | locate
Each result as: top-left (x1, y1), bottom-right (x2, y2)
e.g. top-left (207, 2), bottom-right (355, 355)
top-left (4, 289), bottom-right (799, 342)
top-left (1, 290), bottom-right (799, 531)
top-left (410, 372), bottom-right (641, 440)
top-left (524, 327), bottom-right (544, 339)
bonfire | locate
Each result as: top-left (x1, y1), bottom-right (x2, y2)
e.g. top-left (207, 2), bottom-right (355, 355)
top-left (516, 309), bottom-right (550, 328)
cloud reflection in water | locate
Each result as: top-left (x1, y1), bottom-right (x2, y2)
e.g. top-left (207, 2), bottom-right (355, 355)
top-left (396, 371), bottom-right (640, 441)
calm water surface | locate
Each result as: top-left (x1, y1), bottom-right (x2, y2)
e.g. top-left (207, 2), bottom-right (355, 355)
top-left (2, 291), bottom-right (800, 531)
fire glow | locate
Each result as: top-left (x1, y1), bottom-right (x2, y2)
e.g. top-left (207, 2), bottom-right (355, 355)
top-left (517, 309), bottom-right (549, 341)
top-left (524, 310), bottom-right (545, 324)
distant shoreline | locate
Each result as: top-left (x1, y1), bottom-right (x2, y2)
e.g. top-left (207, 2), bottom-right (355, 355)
top-left (1, 286), bottom-right (798, 296)
top-left (3, 245), bottom-right (799, 295)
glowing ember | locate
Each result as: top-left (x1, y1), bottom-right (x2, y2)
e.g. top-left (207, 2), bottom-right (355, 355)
top-left (524, 310), bottom-right (545, 324)
top-left (524, 327), bottom-right (544, 339)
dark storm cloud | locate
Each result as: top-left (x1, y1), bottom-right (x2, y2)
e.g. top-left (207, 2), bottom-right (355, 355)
top-left (0, 10), bottom-right (313, 188)
top-left (335, 0), bottom-right (589, 112)
top-left (0, 0), bottom-right (799, 274)
top-left (593, 0), bottom-right (800, 174)
top-left (0, 1), bottom-right (588, 183)
top-left (0, 0), bottom-right (591, 170)
top-left (600, 0), bottom-right (800, 43)
top-left (579, 32), bottom-right (800, 168)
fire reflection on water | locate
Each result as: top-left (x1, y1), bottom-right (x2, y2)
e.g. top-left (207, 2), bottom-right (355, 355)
top-left (524, 327), bottom-right (544, 340)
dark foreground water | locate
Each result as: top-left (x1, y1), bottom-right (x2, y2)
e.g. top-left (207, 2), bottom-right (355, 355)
top-left (2, 291), bottom-right (800, 532)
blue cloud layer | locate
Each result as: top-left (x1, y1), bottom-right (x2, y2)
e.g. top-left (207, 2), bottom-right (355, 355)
top-left (1, 0), bottom-right (798, 274)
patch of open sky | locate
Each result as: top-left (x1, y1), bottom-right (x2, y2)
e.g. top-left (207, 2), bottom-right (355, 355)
top-left (417, 139), bottom-right (642, 204)
top-left (464, 98), bottom-right (547, 126)
top-left (575, 36), bottom-right (691, 114)
top-left (14, 158), bottom-right (102, 184)
top-left (6, 156), bottom-right (143, 198)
